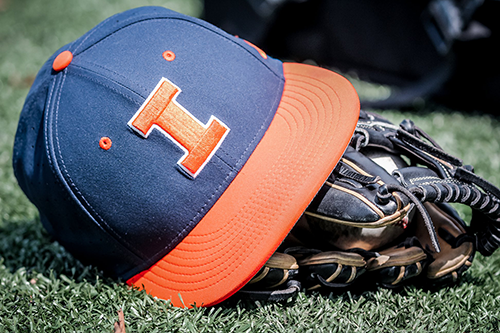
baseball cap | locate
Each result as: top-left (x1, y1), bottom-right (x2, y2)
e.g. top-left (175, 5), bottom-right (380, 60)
top-left (13, 6), bottom-right (359, 307)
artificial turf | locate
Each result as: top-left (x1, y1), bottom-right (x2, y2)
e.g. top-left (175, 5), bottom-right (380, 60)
top-left (1, 0), bottom-right (499, 332)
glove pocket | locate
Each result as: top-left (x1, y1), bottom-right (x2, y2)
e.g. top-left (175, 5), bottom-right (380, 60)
top-left (415, 203), bottom-right (475, 285)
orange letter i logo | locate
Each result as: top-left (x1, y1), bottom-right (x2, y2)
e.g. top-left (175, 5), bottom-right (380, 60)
top-left (128, 78), bottom-right (230, 178)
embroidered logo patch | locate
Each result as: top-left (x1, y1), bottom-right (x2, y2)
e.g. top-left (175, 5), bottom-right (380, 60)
top-left (128, 78), bottom-right (230, 178)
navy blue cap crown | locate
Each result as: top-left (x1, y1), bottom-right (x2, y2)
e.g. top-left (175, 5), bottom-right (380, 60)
top-left (13, 7), bottom-right (285, 279)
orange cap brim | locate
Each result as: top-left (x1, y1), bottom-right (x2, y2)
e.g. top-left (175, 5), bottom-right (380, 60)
top-left (127, 62), bottom-right (360, 307)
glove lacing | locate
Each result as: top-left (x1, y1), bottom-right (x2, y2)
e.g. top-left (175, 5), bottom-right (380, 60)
top-left (385, 184), bottom-right (441, 253)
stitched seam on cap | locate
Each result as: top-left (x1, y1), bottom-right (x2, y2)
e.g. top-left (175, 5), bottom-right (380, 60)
top-left (50, 70), bottom-right (147, 259)
top-left (75, 60), bottom-right (153, 97)
top-left (143, 72), bottom-right (284, 270)
top-left (55, 15), bottom-right (286, 275)
top-left (73, 16), bottom-right (281, 80)
top-left (43, 75), bottom-right (142, 263)
top-left (68, 67), bottom-right (241, 175)
top-left (74, 16), bottom-right (283, 170)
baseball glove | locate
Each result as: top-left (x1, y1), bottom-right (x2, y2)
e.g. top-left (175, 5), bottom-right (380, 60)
top-left (293, 110), bottom-right (499, 290)
top-left (238, 110), bottom-right (500, 299)
top-left (354, 110), bottom-right (500, 257)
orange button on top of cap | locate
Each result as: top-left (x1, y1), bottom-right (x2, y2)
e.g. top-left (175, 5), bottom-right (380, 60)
top-left (52, 51), bottom-right (73, 71)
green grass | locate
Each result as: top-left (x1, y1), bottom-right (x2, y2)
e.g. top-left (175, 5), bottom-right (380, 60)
top-left (1, 0), bottom-right (500, 332)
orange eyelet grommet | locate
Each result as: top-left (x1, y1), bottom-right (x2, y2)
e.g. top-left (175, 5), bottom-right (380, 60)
top-left (162, 50), bottom-right (176, 62)
top-left (99, 137), bottom-right (112, 150)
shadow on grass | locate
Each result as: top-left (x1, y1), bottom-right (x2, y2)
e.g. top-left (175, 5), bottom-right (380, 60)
top-left (1, 217), bottom-right (491, 312)
top-left (221, 260), bottom-right (488, 310)
top-left (0, 218), bottom-right (106, 284)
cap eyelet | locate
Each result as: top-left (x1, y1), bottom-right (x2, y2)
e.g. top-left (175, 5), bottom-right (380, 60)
top-left (163, 50), bottom-right (176, 62)
top-left (99, 137), bottom-right (112, 150)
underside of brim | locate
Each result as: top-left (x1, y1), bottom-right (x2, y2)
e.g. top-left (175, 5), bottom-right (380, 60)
top-left (127, 62), bottom-right (360, 307)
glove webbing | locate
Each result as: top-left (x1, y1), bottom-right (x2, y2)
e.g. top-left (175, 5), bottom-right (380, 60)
top-left (396, 167), bottom-right (500, 256)
top-left (375, 119), bottom-right (500, 257)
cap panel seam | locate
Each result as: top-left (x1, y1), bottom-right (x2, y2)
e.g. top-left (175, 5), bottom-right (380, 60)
top-left (47, 70), bottom-right (148, 260)
top-left (134, 71), bottom-right (285, 276)
top-left (72, 16), bottom-right (285, 169)
top-left (72, 60), bottom-right (152, 98)
top-left (60, 65), bottom-right (247, 173)
top-left (72, 17), bottom-right (282, 81)
top-left (47, 67), bottom-right (276, 272)
top-left (71, 60), bottom-right (240, 167)
top-left (48, 13), bottom-right (286, 277)
top-left (68, 65), bottom-right (146, 108)
top-left (67, 64), bottom-right (244, 172)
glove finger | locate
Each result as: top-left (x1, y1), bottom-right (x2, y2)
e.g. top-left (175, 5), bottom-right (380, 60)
top-left (295, 250), bottom-right (366, 290)
top-left (244, 252), bottom-right (299, 290)
top-left (365, 242), bottom-right (427, 288)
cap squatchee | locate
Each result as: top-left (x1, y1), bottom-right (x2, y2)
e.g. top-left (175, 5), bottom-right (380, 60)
top-left (13, 6), bottom-right (360, 307)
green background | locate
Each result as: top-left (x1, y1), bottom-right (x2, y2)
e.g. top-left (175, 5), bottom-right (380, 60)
top-left (1, 0), bottom-right (499, 331)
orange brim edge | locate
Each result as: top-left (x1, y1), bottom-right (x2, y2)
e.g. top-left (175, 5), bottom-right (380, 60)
top-left (127, 62), bottom-right (360, 307)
